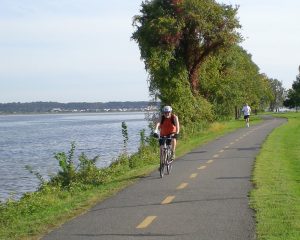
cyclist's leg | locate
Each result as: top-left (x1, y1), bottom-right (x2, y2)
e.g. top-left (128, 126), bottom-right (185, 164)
top-left (171, 138), bottom-right (176, 160)
top-left (160, 146), bottom-right (168, 177)
top-left (159, 143), bottom-right (165, 171)
top-left (160, 145), bottom-right (164, 158)
top-left (158, 141), bottom-right (162, 171)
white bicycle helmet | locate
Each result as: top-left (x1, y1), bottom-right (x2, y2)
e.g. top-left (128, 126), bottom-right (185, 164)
top-left (163, 105), bottom-right (172, 112)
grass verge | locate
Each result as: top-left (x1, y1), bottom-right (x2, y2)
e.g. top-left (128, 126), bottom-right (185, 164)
top-left (0, 116), bottom-right (261, 240)
top-left (250, 112), bottom-right (300, 240)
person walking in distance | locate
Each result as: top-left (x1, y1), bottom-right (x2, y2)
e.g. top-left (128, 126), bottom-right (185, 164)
top-left (242, 103), bottom-right (251, 127)
top-left (154, 106), bottom-right (180, 161)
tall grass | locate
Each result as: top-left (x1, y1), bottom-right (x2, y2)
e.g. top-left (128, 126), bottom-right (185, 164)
top-left (250, 112), bottom-right (300, 239)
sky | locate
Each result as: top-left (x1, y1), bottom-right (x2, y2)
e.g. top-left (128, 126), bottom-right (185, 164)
top-left (0, 0), bottom-right (299, 103)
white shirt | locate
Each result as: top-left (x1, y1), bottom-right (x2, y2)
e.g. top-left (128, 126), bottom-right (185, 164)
top-left (242, 105), bottom-right (251, 116)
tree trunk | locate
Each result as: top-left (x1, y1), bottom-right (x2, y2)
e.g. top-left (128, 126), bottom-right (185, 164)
top-left (235, 106), bottom-right (239, 119)
top-left (189, 67), bottom-right (199, 95)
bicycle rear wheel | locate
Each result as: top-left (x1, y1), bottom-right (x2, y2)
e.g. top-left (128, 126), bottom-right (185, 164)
top-left (160, 162), bottom-right (164, 178)
top-left (166, 161), bottom-right (172, 175)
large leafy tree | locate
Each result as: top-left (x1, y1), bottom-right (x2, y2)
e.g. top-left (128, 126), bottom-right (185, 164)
top-left (256, 74), bottom-right (274, 112)
top-left (284, 72), bottom-right (300, 110)
top-left (199, 45), bottom-right (273, 118)
top-left (132, 0), bottom-right (241, 97)
top-left (132, 0), bottom-right (242, 131)
top-left (268, 78), bottom-right (285, 112)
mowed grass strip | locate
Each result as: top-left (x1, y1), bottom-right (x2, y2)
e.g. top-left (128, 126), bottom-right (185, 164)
top-left (250, 113), bottom-right (300, 240)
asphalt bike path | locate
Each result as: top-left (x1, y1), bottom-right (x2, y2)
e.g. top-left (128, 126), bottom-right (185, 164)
top-left (43, 116), bottom-right (286, 240)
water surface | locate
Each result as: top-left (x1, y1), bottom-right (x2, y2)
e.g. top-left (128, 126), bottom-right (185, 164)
top-left (0, 112), bottom-right (149, 201)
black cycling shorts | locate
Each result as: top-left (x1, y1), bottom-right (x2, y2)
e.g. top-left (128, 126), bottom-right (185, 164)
top-left (159, 138), bottom-right (172, 146)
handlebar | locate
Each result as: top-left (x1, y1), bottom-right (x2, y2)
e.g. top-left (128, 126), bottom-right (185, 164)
top-left (153, 133), bottom-right (178, 139)
top-left (159, 135), bottom-right (175, 139)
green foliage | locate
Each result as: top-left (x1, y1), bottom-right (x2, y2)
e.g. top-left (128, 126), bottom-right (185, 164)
top-left (25, 165), bottom-right (46, 188)
top-left (53, 141), bottom-right (76, 187)
top-left (76, 153), bottom-right (100, 185)
top-left (256, 74), bottom-right (274, 111)
top-left (139, 129), bottom-right (146, 149)
top-left (284, 74), bottom-right (300, 110)
top-left (132, 0), bottom-right (274, 123)
top-left (47, 142), bottom-right (110, 188)
top-left (132, 0), bottom-right (241, 127)
top-left (199, 46), bottom-right (274, 118)
top-left (268, 78), bottom-right (285, 111)
top-left (121, 121), bottom-right (129, 153)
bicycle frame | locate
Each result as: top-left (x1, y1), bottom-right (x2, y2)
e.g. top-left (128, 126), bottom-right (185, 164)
top-left (159, 136), bottom-right (173, 178)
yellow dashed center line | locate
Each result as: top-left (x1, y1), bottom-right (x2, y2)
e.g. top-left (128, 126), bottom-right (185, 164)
top-left (190, 173), bottom-right (198, 178)
top-left (177, 182), bottom-right (188, 189)
top-left (198, 165), bottom-right (206, 170)
top-left (161, 195), bottom-right (175, 204)
top-left (137, 128), bottom-right (263, 230)
top-left (136, 216), bottom-right (157, 229)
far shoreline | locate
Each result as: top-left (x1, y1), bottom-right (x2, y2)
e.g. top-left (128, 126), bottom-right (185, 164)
top-left (0, 110), bottom-right (156, 116)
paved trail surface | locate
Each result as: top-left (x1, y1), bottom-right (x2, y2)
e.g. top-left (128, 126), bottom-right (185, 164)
top-left (43, 117), bottom-right (285, 240)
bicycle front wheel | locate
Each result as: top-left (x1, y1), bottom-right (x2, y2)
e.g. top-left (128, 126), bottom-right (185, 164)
top-left (166, 150), bottom-right (172, 175)
top-left (160, 150), bottom-right (167, 178)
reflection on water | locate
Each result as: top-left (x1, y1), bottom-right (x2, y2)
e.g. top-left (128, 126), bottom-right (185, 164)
top-left (0, 112), bottom-right (150, 201)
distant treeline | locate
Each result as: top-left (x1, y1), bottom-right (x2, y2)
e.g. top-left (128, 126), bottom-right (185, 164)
top-left (0, 101), bottom-right (159, 113)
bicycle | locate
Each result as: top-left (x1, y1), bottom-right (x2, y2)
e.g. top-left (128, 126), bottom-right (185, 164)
top-left (158, 135), bottom-right (174, 178)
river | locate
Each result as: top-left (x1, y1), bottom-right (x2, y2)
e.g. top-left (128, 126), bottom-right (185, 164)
top-left (0, 112), bottom-right (150, 202)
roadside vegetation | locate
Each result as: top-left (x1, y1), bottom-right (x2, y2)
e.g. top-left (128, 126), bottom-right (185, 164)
top-left (250, 112), bottom-right (300, 240)
top-left (0, 116), bottom-right (260, 240)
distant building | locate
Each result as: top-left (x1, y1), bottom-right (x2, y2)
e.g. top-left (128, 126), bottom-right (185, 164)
top-left (50, 108), bottom-right (62, 112)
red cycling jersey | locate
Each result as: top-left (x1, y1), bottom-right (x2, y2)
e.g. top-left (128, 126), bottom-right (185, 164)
top-left (160, 116), bottom-right (177, 136)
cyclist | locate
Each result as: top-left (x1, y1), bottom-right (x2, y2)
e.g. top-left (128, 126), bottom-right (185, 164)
top-left (154, 105), bottom-right (180, 161)
top-left (241, 103), bottom-right (251, 127)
